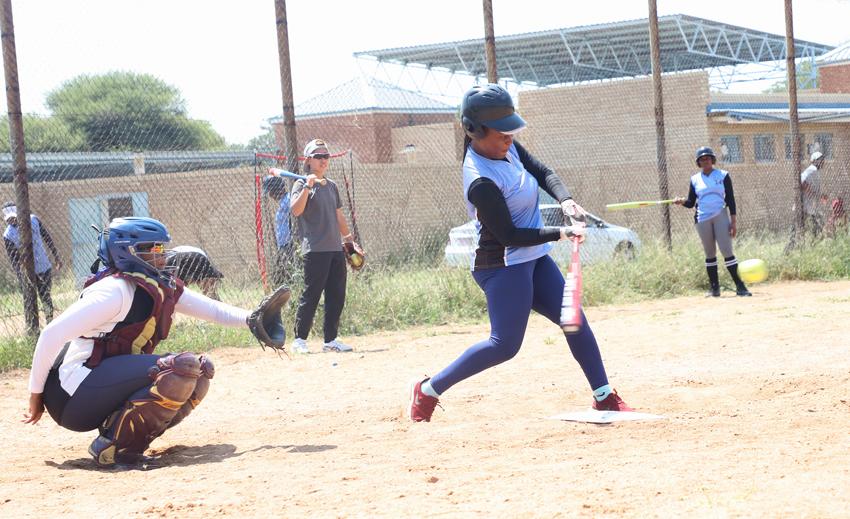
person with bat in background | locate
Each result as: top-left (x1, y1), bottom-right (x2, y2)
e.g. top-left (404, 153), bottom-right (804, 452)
top-left (408, 84), bottom-right (633, 422)
top-left (673, 146), bottom-right (751, 297)
top-left (289, 139), bottom-right (362, 354)
top-left (22, 217), bottom-right (290, 468)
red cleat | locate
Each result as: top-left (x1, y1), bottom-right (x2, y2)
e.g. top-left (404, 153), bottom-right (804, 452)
top-left (592, 390), bottom-right (633, 412)
top-left (408, 378), bottom-right (440, 422)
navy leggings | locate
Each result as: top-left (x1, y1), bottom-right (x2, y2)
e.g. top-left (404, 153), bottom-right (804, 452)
top-left (429, 254), bottom-right (609, 395)
top-left (43, 354), bottom-right (160, 432)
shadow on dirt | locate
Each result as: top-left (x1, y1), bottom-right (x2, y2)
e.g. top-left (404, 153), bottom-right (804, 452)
top-left (44, 442), bottom-right (337, 471)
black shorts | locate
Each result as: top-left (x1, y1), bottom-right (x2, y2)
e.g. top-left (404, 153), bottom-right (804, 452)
top-left (166, 252), bottom-right (224, 283)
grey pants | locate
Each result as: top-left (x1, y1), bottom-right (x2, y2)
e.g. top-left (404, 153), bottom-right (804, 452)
top-left (696, 211), bottom-right (734, 259)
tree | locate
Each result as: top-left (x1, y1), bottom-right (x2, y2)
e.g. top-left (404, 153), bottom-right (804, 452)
top-left (762, 60), bottom-right (820, 93)
top-left (245, 125), bottom-right (279, 152)
top-left (0, 115), bottom-right (87, 152)
top-left (45, 71), bottom-right (227, 151)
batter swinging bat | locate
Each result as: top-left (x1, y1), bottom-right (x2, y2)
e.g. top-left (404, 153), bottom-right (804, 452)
top-left (268, 167), bottom-right (327, 185)
top-left (605, 199), bottom-right (676, 211)
top-left (559, 236), bottom-right (583, 334)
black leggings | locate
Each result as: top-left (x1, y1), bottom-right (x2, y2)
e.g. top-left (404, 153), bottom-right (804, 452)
top-left (43, 354), bottom-right (160, 432)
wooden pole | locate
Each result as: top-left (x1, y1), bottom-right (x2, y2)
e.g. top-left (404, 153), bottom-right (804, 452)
top-left (785, 0), bottom-right (804, 246)
top-left (482, 0), bottom-right (498, 83)
top-left (648, 0), bottom-right (672, 251)
top-left (1, 0), bottom-right (39, 335)
top-left (274, 0), bottom-right (299, 173)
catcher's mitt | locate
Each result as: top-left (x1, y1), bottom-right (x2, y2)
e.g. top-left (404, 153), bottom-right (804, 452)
top-left (343, 241), bottom-right (366, 271)
top-left (246, 285), bottom-right (291, 354)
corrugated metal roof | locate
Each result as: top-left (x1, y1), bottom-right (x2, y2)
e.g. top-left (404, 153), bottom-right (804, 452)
top-left (816, 40), bottom-right (850, 65)
top-left (707, 101), bottom-right (850, 123)
top-left (269, 77), bottom-right (456, 123)
top-left (354, 14), bottom-right (834, 86)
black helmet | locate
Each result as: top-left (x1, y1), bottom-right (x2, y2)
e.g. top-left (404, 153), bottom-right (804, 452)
top-left (695, 146), bottom-right (716, 166)
top-left (461, 84), bottom-right (526, 139)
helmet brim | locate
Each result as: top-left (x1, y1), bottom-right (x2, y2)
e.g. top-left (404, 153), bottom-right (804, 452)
top-left (484, 112), bottom-right (527, 135)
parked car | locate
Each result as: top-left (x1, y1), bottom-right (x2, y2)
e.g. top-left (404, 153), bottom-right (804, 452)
top-left (444, 204), bottom-right (641, 268)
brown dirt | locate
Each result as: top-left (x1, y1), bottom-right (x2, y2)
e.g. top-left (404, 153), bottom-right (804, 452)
top-left (1, 281), bottom-right (849, 518)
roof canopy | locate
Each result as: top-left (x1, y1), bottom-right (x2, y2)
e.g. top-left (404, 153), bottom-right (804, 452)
top-left (354, 14), bottom-right (834, 86)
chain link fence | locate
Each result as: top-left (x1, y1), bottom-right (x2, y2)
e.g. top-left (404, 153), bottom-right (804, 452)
top-left (1, 8), bottom-right (849, 341)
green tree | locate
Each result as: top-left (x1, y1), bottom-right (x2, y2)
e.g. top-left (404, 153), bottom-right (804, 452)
top-left (45, 71), bottom-right (226, 151)
top-left (245, 125), bottom-right (278, 152)
top-left (0, 114), bottom-right (87, 152)
top-left (762, 60), bottom-right (820, 93)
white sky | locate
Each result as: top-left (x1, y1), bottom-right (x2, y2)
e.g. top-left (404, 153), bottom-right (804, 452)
top-left (3, 0), bottom-right (850, 145)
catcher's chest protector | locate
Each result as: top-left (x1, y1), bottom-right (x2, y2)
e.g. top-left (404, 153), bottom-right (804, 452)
top-left (84, 271), bottom-right (185, 368)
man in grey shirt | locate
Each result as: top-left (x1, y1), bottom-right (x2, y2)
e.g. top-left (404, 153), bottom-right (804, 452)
top-left (289, 139), bottom-right (356, 354)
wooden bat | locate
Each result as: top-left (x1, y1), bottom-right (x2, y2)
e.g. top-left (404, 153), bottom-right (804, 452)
top-left (605, 199), bottom-right (676, 211)
top-left (268, 167), bottom-right (327, 185)
top-left (559, 236), bottom-right (583, 334)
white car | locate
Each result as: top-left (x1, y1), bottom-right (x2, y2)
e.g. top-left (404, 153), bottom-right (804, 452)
top-left (444, 204), bottom-right (641, 268)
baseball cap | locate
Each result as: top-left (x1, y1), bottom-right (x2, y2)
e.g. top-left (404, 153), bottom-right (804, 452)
top-left (2, 205), bottom-right (16, 221)
top-left (303, 139), bottom-right (329, 158)
top-left (810, 151), bottom-right (824, 162)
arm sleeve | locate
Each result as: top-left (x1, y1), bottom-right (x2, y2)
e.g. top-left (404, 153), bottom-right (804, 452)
top-left (682, 181), bottom-right (697, 209)
top-left (38, 220), bottom-right (61, 260)
top-left (28, 282), bottom-right (126, 393)
top-left (514, 141), bottom-right (571, 202)
top-left (724, 174), bottom-right (737, 215)
top-left (4, 238), bottom-right (20, 272)
top-left (175, 288), bottom-right (250, 328)
top-left (467, 178), bottom-right (562, 247)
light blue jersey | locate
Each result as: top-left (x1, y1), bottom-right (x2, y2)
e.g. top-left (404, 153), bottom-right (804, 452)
top-left (690, 169), bottom-right (728, 223)
top-left (462, 143), bottom-right (551, 267)
top-left (4, 215), bottom-right (52, 274)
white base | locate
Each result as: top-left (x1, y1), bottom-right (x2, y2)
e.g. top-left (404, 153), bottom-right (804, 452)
top-left (548, 409), bottom-right (665, 423)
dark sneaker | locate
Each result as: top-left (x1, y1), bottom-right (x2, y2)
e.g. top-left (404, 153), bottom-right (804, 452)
top-left (736, 285), bottom-right (752, 297)
top-left (88, 434), bottom-right (117, 467)
top-left (706, 285), bottom-right (721, 297)
top-left (408, 378), bottom-right (440, 422)
top-left (592, 390), bottom-right (634, 412)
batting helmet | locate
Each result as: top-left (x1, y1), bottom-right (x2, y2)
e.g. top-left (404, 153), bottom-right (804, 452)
top-left (461, 84), bottom-right (526, 139)
top-left (98, 217), bottom-right (174, 286)
top-left (695, 146), bottom-right (716, 166)
top-left (262, 175), bottom-right (286, 198)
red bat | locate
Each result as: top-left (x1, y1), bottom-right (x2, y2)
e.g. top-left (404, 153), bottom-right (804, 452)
top-left (560, 237), bottom-right (583, 334)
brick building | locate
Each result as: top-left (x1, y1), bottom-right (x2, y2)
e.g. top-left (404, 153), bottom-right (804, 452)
top-left (270, 77), bottom-right (456, 164)
top-left (817, 41), bottom-right (850, 94)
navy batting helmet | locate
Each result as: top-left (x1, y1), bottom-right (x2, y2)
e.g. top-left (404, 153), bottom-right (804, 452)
top-left (461, 84), bottom-right (526, 139)
top-left (695, 146), bottom-right (716, 166)
top-left (98, 217), bottom-right (174, 286)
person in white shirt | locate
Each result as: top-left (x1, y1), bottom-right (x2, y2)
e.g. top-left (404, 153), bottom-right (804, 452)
top-left (800, 151), bottom-right (827, 235)
top-left (22, 217), bottom-right (283, 468)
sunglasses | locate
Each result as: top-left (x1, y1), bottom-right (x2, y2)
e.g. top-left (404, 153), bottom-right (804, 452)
top-left (310, 153), bottom-right (330, 160)
top-left (135, 243), bottom-right (166, 254)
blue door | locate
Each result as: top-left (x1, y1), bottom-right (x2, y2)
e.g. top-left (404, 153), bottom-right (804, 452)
top-left (68, 192), bottom-right (149, 286)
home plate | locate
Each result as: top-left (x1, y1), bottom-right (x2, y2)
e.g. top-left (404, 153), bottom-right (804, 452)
top-left (548, 410), bottom-right (665, 423)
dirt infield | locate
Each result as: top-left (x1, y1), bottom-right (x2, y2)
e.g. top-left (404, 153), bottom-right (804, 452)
top-left (1, 281), bottom-right (849, 518)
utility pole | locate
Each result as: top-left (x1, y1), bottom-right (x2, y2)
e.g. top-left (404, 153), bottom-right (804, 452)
top-left (1, 0), bottom-right (39, 335)
top-left (482, 0), bottom-right (498, 83)
top-left (648, 0), bottom-right (672, 250)
top-left (274, 0), bottom-right (299, 173)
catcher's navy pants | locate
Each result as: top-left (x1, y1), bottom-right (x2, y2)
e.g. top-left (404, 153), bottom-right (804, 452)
top-left (294, 251), bottom-right (347, 343)
top-left (429, 254), bottom-right (608, 395)
top-left (43, 354), bottom-right (160, 432)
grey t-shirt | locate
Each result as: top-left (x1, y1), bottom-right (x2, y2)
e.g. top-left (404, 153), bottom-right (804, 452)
top-left (291, 178), bottom-right (343, 254)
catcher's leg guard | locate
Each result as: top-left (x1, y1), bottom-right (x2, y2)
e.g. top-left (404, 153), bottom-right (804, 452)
top-left (88, 352), bottom-right (202, 467)
top-left (168, 355), bottom-right (214, 430)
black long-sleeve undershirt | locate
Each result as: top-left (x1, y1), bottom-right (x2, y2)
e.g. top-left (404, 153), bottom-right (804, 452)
top-left (514, 141), bottom-right (571, 203)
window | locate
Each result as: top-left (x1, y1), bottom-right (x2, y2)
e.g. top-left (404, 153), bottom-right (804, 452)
top-left (753, 134), bottom-right (776, 162)
top-left (107, 197), bottom-right (134, 220)
top-left (784, 134), bottom-right (805, 161)
top-left (811, 133), bottom-right (833, 159)
top-left (719, 136), bottom-right (742, 163)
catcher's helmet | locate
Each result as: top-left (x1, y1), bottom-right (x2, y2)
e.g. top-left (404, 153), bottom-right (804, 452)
top-left (461, 84), bottom-right (526, 139)
top-left (695, 146), bottom-right (716, 166)
top-left (98, 217), bottom-right (174, 286)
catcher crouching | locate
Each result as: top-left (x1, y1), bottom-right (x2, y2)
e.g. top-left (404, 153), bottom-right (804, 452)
top-left (23, 217), bottom-right (289, 468)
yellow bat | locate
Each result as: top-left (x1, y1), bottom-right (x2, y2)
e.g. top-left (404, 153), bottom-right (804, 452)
top-left (605, 199), bottom-right (677, 211)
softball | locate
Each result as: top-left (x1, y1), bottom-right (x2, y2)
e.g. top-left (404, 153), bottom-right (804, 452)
top-left (738, 258), bottom-right (767, 284)
top-left (350, 253), bottom-right (363, 268)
